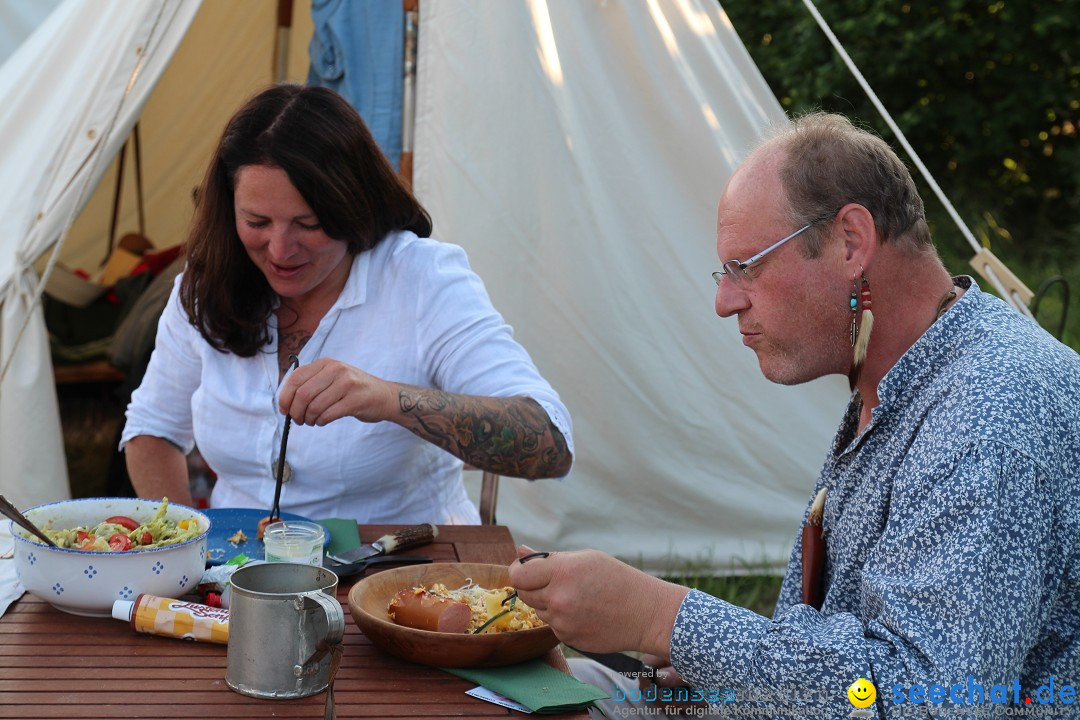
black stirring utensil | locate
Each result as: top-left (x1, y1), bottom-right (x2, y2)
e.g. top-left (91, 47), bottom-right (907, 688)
top-left (0, 494), bottom-right (57, 547)
top-left (270, 354), bottom-right (300, 523)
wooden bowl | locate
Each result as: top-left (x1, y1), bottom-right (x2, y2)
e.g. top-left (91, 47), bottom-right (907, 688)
top-left (347, 563), bottom-right (559, 668)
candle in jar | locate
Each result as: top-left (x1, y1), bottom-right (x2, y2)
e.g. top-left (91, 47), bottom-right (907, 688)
top-left (263, 520), bottom-right (325, 565)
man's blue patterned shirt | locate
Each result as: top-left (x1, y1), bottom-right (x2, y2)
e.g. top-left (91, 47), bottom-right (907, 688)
top-left (671, 278), bottom-right (1080, 718)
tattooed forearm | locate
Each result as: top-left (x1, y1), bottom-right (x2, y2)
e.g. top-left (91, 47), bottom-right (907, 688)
top-left (397, 386), bottom-right (571, 478)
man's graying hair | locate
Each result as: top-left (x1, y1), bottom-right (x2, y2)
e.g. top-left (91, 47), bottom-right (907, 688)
top-left (766, 112), bottom-right (932, 257)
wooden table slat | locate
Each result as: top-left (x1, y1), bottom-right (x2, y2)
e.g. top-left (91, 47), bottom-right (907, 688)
top-left (0, 677), bottom-right (468, 691)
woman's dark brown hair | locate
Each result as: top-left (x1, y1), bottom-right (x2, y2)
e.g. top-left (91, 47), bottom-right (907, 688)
top-left (180, 84), bottom-right (432, 356)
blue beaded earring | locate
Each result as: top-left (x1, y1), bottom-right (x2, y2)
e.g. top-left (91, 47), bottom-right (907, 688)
top-left (849, 274), bottom-right (859, 347)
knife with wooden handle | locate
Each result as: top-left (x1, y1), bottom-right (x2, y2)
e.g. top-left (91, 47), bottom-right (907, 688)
top-left (325, 523), bottom-right (437, 565)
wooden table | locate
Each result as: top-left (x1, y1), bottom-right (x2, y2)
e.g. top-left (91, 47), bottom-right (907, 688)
top-left (0, 525), bottom-right (589, 719)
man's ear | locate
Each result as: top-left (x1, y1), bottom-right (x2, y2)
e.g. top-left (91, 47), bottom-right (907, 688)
top-left (836, 203), bottom-right (878, 272)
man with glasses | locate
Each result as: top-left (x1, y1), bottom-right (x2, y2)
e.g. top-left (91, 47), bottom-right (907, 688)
top-left (511, 112), bottom-right (1080, 717)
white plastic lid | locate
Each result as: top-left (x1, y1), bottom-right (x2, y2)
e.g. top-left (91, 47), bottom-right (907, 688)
top-left (112, 598), bottom-right (134, 622)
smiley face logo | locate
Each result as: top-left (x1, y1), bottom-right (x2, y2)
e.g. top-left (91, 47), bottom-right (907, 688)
top-left (847, 678), bottom-right (876, 708)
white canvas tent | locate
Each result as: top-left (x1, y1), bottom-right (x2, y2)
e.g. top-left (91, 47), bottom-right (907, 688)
top-left (0, 0), bottom-right (203, 510)
top-left (0, 0), bottom-right (847, 572)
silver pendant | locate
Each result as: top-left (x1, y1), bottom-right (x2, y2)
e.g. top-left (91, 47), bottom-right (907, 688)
top-left (272, 458), bottom-right (293, 484)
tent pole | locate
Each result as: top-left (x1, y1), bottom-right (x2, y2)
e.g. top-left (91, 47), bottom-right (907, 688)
top-left (400, 0), bottom-right (418, 186)
top-left (274, 0), bottom-right (294, 83)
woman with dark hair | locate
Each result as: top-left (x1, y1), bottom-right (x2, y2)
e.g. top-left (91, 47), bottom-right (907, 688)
top-left (120, 85), bottom-right (573, 523)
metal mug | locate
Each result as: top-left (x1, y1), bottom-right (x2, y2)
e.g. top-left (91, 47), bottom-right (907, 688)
top-left (226, 562), bottom-right (344, 699)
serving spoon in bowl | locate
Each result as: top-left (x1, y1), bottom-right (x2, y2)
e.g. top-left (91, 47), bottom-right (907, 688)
top-left (0, 494), bottom-right (57, 547)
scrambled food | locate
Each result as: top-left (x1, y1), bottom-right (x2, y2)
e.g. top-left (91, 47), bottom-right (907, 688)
top-left (34, 498), bottom-right (202, 552)
top-left (393, 580), bottom-right (545, 634)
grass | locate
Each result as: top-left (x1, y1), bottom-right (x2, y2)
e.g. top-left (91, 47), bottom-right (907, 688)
top-left (619, 552), bottom-right (786, 618)
top-left (664, 572), bottom-right (784, 618)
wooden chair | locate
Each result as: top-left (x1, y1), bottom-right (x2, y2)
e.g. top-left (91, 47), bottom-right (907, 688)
top-left (479, 471), bottom-right (500, 525)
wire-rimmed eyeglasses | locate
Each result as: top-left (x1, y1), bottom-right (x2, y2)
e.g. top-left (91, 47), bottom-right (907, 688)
top-left (712, 222), bottom-right (815, 289)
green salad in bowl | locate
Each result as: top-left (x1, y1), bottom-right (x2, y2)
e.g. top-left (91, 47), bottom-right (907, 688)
top-left (11, 497), bottom-right (210, 617)
top-left (40, 498), bottom-right (202, 552)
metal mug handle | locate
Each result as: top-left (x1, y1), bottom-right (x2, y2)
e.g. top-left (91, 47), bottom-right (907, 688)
top-left (295, 590), bottom-right (345, 676)
top-left (311, 590), bottom-right (345, 647)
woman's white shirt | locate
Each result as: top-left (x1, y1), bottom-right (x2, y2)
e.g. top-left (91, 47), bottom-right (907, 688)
top-left (121, 231), bottom-right (573, 523)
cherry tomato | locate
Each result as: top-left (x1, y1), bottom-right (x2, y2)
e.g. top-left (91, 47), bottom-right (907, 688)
top-left (108, 533), bottom-right (132, 552)
top-left (106, 516), bottom-right (139, 532)
top-left (139, 531), bottom-right (153, 545)
top-left (75, 531), bottom-right (96, 549)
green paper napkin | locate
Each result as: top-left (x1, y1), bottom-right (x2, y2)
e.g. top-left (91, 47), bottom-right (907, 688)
top-left (316, 518), bottom-right (361, 557)
top-left (444, 658), bottom-right (609, 714)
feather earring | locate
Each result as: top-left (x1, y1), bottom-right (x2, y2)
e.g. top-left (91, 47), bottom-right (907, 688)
top-left (851, 272), bottom-right (874, 375)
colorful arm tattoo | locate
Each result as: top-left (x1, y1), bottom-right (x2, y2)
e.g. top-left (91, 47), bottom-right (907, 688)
top-left (397, 386), bottom-right (571, 478)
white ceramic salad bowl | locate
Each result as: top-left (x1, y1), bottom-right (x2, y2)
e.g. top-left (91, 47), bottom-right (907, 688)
top-left (11, 497), bottom-right (210, 617)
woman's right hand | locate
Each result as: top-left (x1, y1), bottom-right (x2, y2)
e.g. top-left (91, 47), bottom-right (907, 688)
top-left (279, 358), bottom-right (397, 426)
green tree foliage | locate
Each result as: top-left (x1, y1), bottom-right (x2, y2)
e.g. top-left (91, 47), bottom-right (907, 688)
top-left (720, 0), bottom-right (1080, 348)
